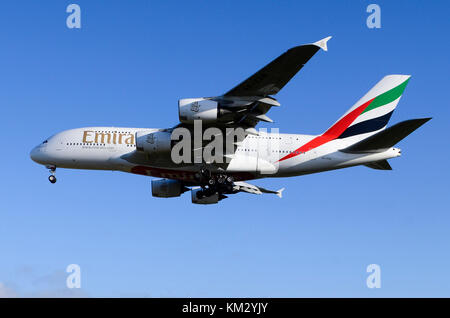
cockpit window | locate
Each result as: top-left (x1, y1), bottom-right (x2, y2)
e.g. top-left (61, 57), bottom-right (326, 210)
top-left (43, 140), bottom-right (48, 144)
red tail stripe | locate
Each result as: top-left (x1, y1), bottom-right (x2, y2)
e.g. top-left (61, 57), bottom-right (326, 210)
top-left (278, 98), bottom-right (374, 162)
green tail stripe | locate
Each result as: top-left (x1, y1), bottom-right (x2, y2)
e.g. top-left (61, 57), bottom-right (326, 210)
top-left (362, 78), bottom-right (410, 114)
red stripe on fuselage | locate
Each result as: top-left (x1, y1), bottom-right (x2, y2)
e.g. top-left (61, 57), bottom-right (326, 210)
top-left (278, 98), bottom-right (374, 162)
top-left (130, 166), bottom-right (256, 182)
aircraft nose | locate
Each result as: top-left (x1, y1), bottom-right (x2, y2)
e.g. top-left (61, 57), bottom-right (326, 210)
top-left (30, 146), bottom-right (47, 164)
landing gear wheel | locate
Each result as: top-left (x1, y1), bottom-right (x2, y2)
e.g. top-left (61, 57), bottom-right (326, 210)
top-left (200, 167), bottom-right (211, 179)
top-left (48, 175), bottom-right (57, 183)
top-left (217, 175), bottom-right (226, 184)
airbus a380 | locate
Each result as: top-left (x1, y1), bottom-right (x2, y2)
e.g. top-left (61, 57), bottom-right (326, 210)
top-left (30, 37), bottom-right (430, 204)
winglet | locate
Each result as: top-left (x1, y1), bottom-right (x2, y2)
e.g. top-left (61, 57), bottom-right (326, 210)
top-left (313, 36), bottom-right (332, 52)
top-left (276, 188), bottom-right (285, 198)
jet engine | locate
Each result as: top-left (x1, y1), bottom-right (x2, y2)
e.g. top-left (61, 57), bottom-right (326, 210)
top-left (179, 98), bottom-right (218, 124)
top-left (191, 188), bottom-right (220, 204)
top-left (178, 97), bottom-right (280, 125)
top-left (151, 179), bottom-right (187, 198)
top-left (136, 131), bottom-right (171, 156)
top-left (178, 98), bottom-right (237, 125)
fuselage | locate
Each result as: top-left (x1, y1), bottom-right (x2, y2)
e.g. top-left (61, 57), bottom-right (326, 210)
top-left (30, 127), bottom-right (401, 182)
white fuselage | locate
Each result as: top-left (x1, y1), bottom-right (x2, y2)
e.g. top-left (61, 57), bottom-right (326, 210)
top-left (30, 127), bottom-right (401, 182)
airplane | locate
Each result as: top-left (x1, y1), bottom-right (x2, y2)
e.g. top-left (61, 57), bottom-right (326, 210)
top-left (30, 36), bottom-right (430, 204)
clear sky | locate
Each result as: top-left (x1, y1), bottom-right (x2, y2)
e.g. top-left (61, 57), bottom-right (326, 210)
top-left (0, 0), bottom-right (449, 297)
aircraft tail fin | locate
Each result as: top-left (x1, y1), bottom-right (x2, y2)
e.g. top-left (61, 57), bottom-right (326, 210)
top-left (341, 118), bottom-right (431, 153)
top-left (322, 75), bottom-right (411, 141)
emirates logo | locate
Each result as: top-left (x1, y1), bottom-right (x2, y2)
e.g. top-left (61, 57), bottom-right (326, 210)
top-left (190, 101), bottom-right (200, 113)
top-left (146, 134), bottom-right (155, 144)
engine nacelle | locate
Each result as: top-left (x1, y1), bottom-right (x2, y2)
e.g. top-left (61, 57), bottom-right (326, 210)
top-left (151, 179), bottom-right (185, 198)
top-left (136, 131), bottom-right (171, 155)
top-left (178, 98), bottom-right (219, 124)
top-left (191, 188), bottom-right (219, 204)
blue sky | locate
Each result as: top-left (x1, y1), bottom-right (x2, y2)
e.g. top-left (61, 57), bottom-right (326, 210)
top-left (0, 0), bottom-right (449, 297)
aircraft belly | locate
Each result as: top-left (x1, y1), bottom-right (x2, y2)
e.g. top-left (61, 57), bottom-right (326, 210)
top-left (55, 148), bottom-right (121, 170)
top-left (129, 164), bottom-right (257, 182)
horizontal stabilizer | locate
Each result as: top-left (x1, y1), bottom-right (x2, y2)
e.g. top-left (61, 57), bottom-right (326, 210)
top-left (341, 118), bottom-right (431, 153)
top-left (364, 160), bottom-right (392, 170)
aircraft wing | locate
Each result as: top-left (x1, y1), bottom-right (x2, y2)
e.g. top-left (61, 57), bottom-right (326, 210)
top-left (224, 36), bottom-right (331, 97)
top-left (176, 36), bottom-right (331, 132)
top-left (233, 181), bottom-right (284, 198)
top-left (214, 37), bottom-right (331, 130)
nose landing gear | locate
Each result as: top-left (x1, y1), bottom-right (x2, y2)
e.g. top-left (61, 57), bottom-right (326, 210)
top-left (46, 165), bottom-right (57, 184)
top-left (48, 175), bottom-right (56, 183)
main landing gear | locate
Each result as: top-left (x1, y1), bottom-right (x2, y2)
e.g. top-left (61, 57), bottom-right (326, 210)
top-left (195, 167), bottom-right (235, 200)
top-left (46, 165), bottom-right (57, 184)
